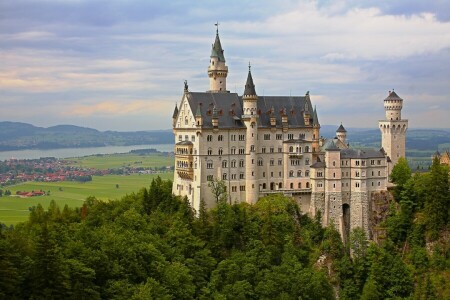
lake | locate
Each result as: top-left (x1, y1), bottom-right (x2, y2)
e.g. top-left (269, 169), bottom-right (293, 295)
top-left (0, 144), bottom-right (174, 161)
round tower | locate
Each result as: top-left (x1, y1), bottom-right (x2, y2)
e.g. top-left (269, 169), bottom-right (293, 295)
top-left (242, 64), bottom-right (259, 204)
top-left (208, 26), bottom-right (228, 93)
top-left (379, 90), bottom-right (408, 171)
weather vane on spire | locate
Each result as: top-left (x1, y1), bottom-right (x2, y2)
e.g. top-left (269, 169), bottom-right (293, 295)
top-left (248, 61), bottom-right (251, 72)
top-left (214, 22), bottom-right (220, 33)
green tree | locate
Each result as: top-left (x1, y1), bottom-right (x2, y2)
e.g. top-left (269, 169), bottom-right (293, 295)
top-left (208, 178), bottom-right (227, 203)
top-left (390, 157), bottom-right (412, 200)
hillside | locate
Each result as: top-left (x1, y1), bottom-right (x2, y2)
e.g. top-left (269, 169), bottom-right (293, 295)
top-left (0, 122), bottom-right (173, 151)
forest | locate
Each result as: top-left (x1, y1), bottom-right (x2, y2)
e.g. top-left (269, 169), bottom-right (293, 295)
top-left (0, 158), bottom-right (448, 299)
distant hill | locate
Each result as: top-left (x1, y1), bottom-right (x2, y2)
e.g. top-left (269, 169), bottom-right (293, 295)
top-left (1, 122), bottom-right (449, 156)
top-left (0, 122), bottom-right (173, 151)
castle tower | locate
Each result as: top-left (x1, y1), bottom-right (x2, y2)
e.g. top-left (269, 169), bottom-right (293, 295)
top-left (242, 64), bottom-right (259, 204)
top-left (312, 105), bottom-right (321, 160)
top-left (323, 141), bottom-right (342, 229)
top-left (336, 123), bottom-right (347, 145)
top-left (207, 25), bottom-right (228, 93)
top-left (379, 90), bottom-right (408, 171)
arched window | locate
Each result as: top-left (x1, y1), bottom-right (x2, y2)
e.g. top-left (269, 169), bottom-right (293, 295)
top-left (262, 183), bottom-right (266, 189)
top-left (289, 170), bottom-right (294, 177)
top-left (222, 160), bottom-right (227, 168)
top-left (290, 183), bottom-right (293, 189)
top-left (306, 182), bottom-right (310, 188)
top-left (218, 148), bottom-right (223, 155)
top-left (289, 146), bottom-right (294, 152)
top-left (297, 170), bottom-right (302, 177)
top-left (231, 160), bottom-right (236, 168)
top-left (305, 146), bottom-right (310, 152)
top-left (298, 182), bottom-right (302, 189)
top-left (207, 148), bottom-right (212, 155)
top-left (278, 183), bottom-right (282, 189)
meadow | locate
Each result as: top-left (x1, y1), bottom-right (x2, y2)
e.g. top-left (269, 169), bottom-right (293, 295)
top-left (67, 152), bottom-right (173, 169)
top-left (0, 152), bottom-right (174, 225)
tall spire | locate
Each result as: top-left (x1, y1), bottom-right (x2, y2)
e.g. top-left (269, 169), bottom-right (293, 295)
top-left (243, 63), bottom-right (257, 97)
top-left (312, 105), bottom-right (320, 126)
top-left (211, 23), bottom-right (225, 62)
top-left (172, 103), bottom-right (178, 119)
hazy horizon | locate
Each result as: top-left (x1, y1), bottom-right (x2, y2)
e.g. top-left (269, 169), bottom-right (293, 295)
top-left (1, 1), bottom-right (450, 130)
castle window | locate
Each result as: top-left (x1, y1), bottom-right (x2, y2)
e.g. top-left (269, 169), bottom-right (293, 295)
top-left (371, 160), bottom-right (375, 165)
top-left (317, 172), bottom-right (323, 177)
top-left (289, 146), bottom-right (294, 152)
top-left (378, 181), bottom-right (381, 186)
top-left (305, 170), bottom-right (309, 177)
top-left (208, 148), bottom-right (212, 155)
top-left (356, 182), bottom-right (360, 187)
top-left (207, 135), bottom-right (212, 142)
top-left (289, 170), bottom-right (294, 177)
top-left (306, 182), bottom-right (310, 188)
top-left (305, 146), bottom-right (310, 152)
top-left (333, 184), bottom-right (336, 189)
top-left (333, 161), bottom-right (336, 166)
top-left (276, 134), bottom-right (282, 140)
top-left (279, 183), bottom-right (282, 189)
top-left (231, 160), bottom-right (236, 168)
top-left (218, 135), bottom-right (223, 141)
top-left (178, 135), bottom-right (182, 141)
top-left (355, 171), bottom-right (360, 177)
top-left (231, 174), bottom-right (237, 179)
top-left (207, 175), bottom-right (213, 181)
top-left (271, 172), bottom-right (274, 177)
top-left (250, 145), bottom-right (255, 152)
top-left (278, 159), bottom-right (282, 165)
top-left (298, 182), bottom-right (302, 189)
top-left (222, 173), bottom-right (227, 180)
top-left (297, 170), bottom-right (302, 177)
top-left (239, 160), bottom-right (245, 167)
top-left (355, 160), bottom-right (360, 166)
top-left (239, 148), bottom-right (245, 154)
top-left (240, 185), bottom-right (245, 191)
top-left (264, 134), bottom-right (271, 140)
top-left (185, 135), bottom-right (188, 141)
top-left (207, 160), bottom-right (213, 169)
top-left (377, 160), bottom-right (381, 165)
top-left (270, 147), bottom-right (274, 153)
top-left (218, 148), bottom-right (223, 155)
top-left (232, 186), bottom-right (237, 192)
top-left (240, 173), bottom-right (244, 179)
top-left (378, 171), bottom-right (381, 176)
top-left (263, 183), bottom-right (266, 189)
top-left (231, 135), bottom-right (236, 141)
top-left (371, 182), bottom-right (374, 186)
top-left (231, 147), bottom-right (236, 154)
top-left (305, 159), bottom-right (310, 165)
top-left (262, 147), bottom-right (266, 153)
top-left (299, 133), bottom-right (305, 139)
top-left (263, 172), bottom-right (265, 177)
top-left (317, 183), bottom-right (322, 188)
top-left (258, 158), bottom-right (263, 166)
top-left (288, 134), bottom-right (294, 140)
top-left (270, 159), bottom-right (274, 166)
top-left (239, 134), bottom-right (245, 141)
top-left (278, 147), bottom-right (282, 153)
top-left (290, 183), bottom-right (294, 189)
top-left (222, 160), bottom-right (227, 168)
top-left (185, 117), bottom-right (188, 125)
top-left (191, 135), bottom-right (195, 142)
top-left (333, 172), bottom-right (336, 178)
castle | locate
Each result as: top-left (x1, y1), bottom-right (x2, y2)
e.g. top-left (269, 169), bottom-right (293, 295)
top-left (172, 28), bottom-right (408, 239)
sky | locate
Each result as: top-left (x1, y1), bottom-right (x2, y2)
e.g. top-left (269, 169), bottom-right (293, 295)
top-left (1, 0), bottom-right (450, 131)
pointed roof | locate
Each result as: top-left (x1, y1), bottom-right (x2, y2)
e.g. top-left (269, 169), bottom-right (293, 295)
top-left (325, 140), bottom-right (340, 151)
top-left (243, 65), bottom-right (257, 97)
top-left (312, 106), bottom-right (320, 126)
top-left (172, 104), bottom-right (178, 118)
top-left (336, 123), bottom-right (347, 133)
top-left (210, 30), bottom-right (226, 62)
top-left (384, 90), bottom-right (402, 101)
top-left (195, 104), bottom-right (202, 117)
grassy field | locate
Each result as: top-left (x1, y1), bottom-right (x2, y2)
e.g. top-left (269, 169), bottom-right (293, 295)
top-left (1, 162), bottom-right (173, 225)
top-left (66, 153), bottom-right (173, 170)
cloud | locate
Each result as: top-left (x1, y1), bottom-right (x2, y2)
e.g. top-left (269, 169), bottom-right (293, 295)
top-left (67, 99), bottom-right (172, 117)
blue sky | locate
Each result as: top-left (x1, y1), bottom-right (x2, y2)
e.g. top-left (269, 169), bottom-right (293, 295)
top-left (1, 0), bottom-right (449, 131)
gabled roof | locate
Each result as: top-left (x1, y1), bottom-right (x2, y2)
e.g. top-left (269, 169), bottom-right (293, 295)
top-left (340, 148), bottom-right (385, 159)
top-left (183, 92), bottom-right (314, 129)
top-left (211, 31), bottom-right (225, 62)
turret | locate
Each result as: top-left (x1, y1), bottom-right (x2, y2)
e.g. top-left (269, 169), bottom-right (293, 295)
top-left (195, 104), bottom-right (203, 127)
top-left (242, 64), bottom-right (258, 204)
top-left (207, 25), bottom-right (228, 93)
top-left (172, 103), bottom-right (178, 127)
top-left (336, 123), bottom-right (347, 144)
top-left (379, 90), bottom-right (408, 170)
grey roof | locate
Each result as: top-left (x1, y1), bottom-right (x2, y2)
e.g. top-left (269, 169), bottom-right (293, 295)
top-left (185, 92), bottom-right (316, 129)
top-left (243, 69), bottom-right (257, 97)
top-left (325, 140), bottom-right (340, 151)
top-left (384, 90), bottom-right (402, 100)
top-left (336, 123), bottom-right (347, 132)
top-left (195, 104), bottom-right (202, 117)
top-left (312, 106), bottom-right (319, 126)
top-left (311, 161), bottom-right (326, 168)
top-left (211, 32), bottom-right (225, 62)
top-left (172, 104), bottom-right (178, 118)
top-left (176, 141), bottom-right (193, 146)
top-left (340, 148), bottom-right (385, 159)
